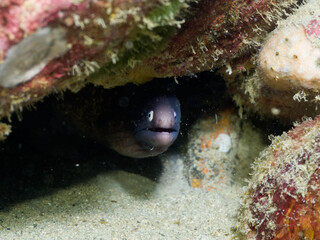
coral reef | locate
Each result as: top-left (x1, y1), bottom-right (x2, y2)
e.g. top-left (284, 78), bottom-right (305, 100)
top-left (0, 0), bottom-right (189, 120)
top-left (144, 0), bottom-right (299, 77)
top-left (0, 0), bottom-right (303, 135)
top-left (228, 0), bottom-right (320, 121)
top-left (2, 1), bottom-right (320, 236)
top-left (238, 115), bottom-right (320, 239)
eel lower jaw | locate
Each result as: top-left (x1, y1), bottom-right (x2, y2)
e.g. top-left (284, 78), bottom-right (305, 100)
top-left (134, 128), bottom-right (178, 150)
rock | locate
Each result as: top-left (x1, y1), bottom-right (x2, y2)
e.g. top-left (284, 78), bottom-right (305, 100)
top-left (0, 0), bottom-right (189, 121)
top-left (184, 107), bottom-right (267, 189)
top-left (0, 0), bottom-right (303, 137)
top-left (258, 25), bottom-right (320, 91)
top-left (228, 0), bottom-right (320, 121)
top-left (237, 115), bottom-right (320, 239)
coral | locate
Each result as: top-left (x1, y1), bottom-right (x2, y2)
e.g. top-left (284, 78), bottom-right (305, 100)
top-left (227, 0), bottom-right (320, 121)
top-left (0, 0), bottom-right (303, 139)
top-left (258, 25), bottom-right (320, 90)
top-left (185, 109), bottom-right (236, 190)
top-left (184, 108), bottom-right (266, 189)
top-left (145, 0), bottom-right (300, 77)
top-left (0, 0), bottom-right (189, 122)
top-left (237, 115), bottom-right (320, 240)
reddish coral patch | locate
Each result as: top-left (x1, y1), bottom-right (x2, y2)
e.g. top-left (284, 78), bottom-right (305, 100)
top-left (306, 18), bottom-right (320, 38)
top-left (239, 116), bottom-right (320, 240)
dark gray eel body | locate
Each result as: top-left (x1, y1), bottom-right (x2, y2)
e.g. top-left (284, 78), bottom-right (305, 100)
top-left (106, 95), bottom-right (180, 158)
top-left (61, 85), bottom-right (181, 158)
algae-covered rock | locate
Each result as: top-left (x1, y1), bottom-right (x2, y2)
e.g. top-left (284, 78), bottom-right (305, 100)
top-left (238, 116), bottom-right (320, 239)
top-left (228, 0), bottom-right (320, 121)
top-left (0, 0), bottom-right (189, 121)
top-left (0, 0), bottom-right (304, 137)
top-left (184, 107), bottom-right (267, 189)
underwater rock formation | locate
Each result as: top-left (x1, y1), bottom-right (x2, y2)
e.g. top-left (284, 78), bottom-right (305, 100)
top-left (258, 25), bottom-right (320, 91)
top-left (144, 0), bottom-right (300, 77)
top-left (184, 107), bottom-right (266, 189)
top-left (238, 115), bottom-right (320, 239)
top-left (0, 0), bottom-right (304, 138)
top-left (2, 1), bottom-right (320, 238)
top-left (229, 0), bottom-right (320, 121)
top-left (0, 0), bottom-right (189, 122)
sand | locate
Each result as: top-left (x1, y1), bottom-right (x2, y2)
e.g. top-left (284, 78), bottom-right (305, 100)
top-left (0, 155), bottom-right (241, 240)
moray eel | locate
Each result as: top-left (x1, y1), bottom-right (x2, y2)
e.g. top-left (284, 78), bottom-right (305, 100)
top-left (60, 86), bottom-right (181, 158)
top-left (105, 95), bottom-right (181, 158)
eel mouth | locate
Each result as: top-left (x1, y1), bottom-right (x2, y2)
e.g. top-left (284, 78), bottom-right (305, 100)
top-left (148, 128), bottom-right (176, 133)
top-left (135, 128), bottom-right (179, 150)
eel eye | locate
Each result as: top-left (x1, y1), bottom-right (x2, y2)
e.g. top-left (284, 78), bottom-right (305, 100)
top-left (174, 111), bottom-right (177, 119)
top-left (147, 110), bottom-right (154, 122)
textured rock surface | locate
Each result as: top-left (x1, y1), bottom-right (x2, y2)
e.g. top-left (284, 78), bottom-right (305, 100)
top-left (238, 115), bottom-right (320, 239)
top-left (2, 1), bottom-right (320, 236)
top-left (0, 0), bottom-right (189, 121)
top-left (143, 0), bottom-right (299, 77)
top-left (229, 0), bottom-right (320, 121)
top-left (258, 25), bottom-right (320, 90)
top-left (184, 108), bottom-right (267, 189)
top-left (0, 0), bottom-right (303, 131)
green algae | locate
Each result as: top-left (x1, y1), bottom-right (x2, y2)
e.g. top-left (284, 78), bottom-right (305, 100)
top-left (88, 0), bottom-right (189, 83)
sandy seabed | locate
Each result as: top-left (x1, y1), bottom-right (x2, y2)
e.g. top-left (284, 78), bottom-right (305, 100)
top-left (0, 155), bottom-right (241, 240)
